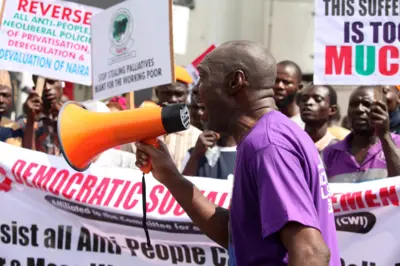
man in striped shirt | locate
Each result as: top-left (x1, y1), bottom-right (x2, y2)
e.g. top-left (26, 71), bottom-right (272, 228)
top-left (323, 86), bottom-right (400, 183)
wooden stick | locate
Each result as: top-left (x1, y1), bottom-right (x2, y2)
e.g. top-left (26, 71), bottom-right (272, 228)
top-left (126, 92), bottom-right (135, 109)
top-left (0, 0), bottom-right (7, 29)
top-left (35, 76), bottom-right (46, 97)
top-left (168, 0), bottom-right (175, 82)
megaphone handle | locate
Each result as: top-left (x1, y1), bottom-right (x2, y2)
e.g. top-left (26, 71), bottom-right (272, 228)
top-left (140, 138), bottom-right (160, 174)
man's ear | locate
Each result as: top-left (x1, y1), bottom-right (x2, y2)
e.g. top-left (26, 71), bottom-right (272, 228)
top-left (227, 70), bottom-right (245, 96)
top-left (329, 104), bottom-right (338, 117)
top-left (298, 83), bottom-right (304, 91)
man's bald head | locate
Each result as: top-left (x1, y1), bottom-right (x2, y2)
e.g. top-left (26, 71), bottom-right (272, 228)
top-left (200, 40), bottom-right (277, 90)
top-left (197, 40), bottom-right (277, 133)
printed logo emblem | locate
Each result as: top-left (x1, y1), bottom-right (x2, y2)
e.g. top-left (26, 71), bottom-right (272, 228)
top-left (108, 8), bottom-right (136, 64)
top-left (335, 212), bottom-right (376, 234)
top-left (180, 106), bottom-right (190, 129)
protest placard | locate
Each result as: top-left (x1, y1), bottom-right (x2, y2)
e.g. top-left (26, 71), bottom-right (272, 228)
top-left (186, 44), bottom-right (216, 90)
top-left (91, 0), bottom-right (174, 101)
top-left (314, 0), bottom-right (400, 85)
top-left (0, 0), bottom-right (101, 85)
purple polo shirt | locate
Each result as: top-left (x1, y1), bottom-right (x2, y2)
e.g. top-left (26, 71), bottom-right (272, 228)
top-left (322, 133), bottom-right (400, 183)
top-left (230, 110), bottom-right (340, 266)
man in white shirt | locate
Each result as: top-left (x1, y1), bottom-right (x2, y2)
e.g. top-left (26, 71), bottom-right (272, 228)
top-left (181, 132), bottom-right (237, 179)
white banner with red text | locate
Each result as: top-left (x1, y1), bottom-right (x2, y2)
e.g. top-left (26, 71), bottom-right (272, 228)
top-left (0, 142), bottom-right (400, 265)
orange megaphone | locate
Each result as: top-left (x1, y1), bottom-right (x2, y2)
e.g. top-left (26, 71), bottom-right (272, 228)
top-left (57, 100), bottom-right (190, 172)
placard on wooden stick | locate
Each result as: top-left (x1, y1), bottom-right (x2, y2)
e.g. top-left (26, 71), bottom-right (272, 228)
top-left (35, 77), bottom-right (46, 97)
top-left (0, 0), bottom-right (6, 28)
top-left (126, 92), bottom-right (135, 109)
top-left (91, 0), bottom-right (175, 101)
top-left (0, 0), bottom-right (100, 85)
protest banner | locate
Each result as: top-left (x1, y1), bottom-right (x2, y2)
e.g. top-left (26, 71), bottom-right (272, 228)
top-left (314, 0), bottom-right (400, 85)
top-left (91, 0), bottom-right (175, 101)
top-left (0, 0), bottom-right (101, 85)
top-left (1, 142), bottom-right (400, 265)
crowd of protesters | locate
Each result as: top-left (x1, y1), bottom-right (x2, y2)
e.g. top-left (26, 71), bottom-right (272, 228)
top-left (1, 60), bottom-right (400, 183)
top-left (2, 41), bottom-right (400, 265)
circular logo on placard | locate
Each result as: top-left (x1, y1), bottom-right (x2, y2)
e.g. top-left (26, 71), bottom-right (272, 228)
top-left (109, 8), bottom-right (134, 56)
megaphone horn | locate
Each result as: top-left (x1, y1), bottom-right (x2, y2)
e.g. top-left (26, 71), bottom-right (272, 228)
top-left (57, 101), bottom-right (190, 172)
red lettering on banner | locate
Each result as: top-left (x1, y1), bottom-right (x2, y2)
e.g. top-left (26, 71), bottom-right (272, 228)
top-left (11, 159), bottom-right (26, 184)
top-left (0, 167), bottom-right (7, 184)
top-left (32, 166), bottom-right (57, 190)
top-left (331, 193), bottom-right (341, 213)
top-left (333, 186), bottom-right (400, 213)
top-left (218, 193), bottom-right (229, 207)
top-left (365, 190), bottom-right (380, 208)
top-left (48, 169), bottom-right (69, 195)
top-left (379, 186), bottom-right (399, 206)
top-left (379, 46), bottom-right (399, 76)
top-left (75, 175), bottom-right (97, 203)
top-left (325, 46), bottom-right (352, 75)
top-left (104, 179), bottom-right (123, 206)
top-left (17, 0), bottom-right (93, 25)
top-left (205, 191), bottom-right (218, 203)
top-left (173, 203), bottom-right (185, 216)
top-left (113, 181), bottom-right (131, 208)
top-left (88, 178), bottom-right (111, 205)
top-left (54, 171), bottom-right (69, 194)
top-left (122, 182), bottom-right (142, 210)
top-left (338, 191), bottom-right (365, 211)
top-left (62, 173), bottom-right (84, 199)
top-left (4, 159), bottom-right (232, 216)
top-left (41, 166), bottom-right (57, 191)
top-left (147, 185), bottom-right (164, 212)
top-left (0, 167), bottom-right (12, 192)
top-left (347, 191), bottom-right (365, 210)
top-left (22, 162), bottom-right (38, 188)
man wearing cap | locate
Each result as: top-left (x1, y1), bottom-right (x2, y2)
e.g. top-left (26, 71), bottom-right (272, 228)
top-left (154, 65), bottom-right (202, 170)
top-left (323, 86), bottom-right (400, 183)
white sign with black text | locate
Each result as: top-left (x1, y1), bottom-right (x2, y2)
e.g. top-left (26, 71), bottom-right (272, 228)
top-left (91, 0), bottom-right (174, 100)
